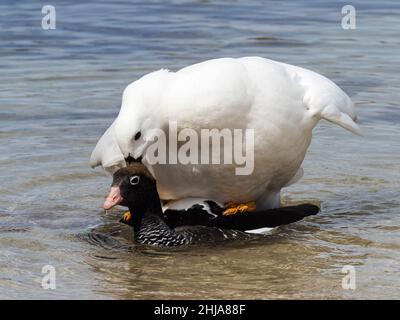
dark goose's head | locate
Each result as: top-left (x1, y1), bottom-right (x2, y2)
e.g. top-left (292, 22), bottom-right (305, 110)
top-left (103, 164), bottom-right (188, 246)
top-left (103, 164), bottom-right (160, 214)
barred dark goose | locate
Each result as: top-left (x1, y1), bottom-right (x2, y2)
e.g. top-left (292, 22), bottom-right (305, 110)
top-left (103, 164), bottom-right (319, 247)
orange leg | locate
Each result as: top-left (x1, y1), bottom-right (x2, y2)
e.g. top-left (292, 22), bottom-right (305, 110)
top-left (121, 211), bottom-right (132, 223)
top-left (223, 201), bottom-right (256, 216)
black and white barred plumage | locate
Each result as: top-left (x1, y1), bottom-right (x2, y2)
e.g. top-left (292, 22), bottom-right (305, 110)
top-left (133, 213), bottom-right (253, 247)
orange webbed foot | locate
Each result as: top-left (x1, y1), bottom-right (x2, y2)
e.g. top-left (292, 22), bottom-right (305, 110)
top-left (223, 201), bottom-right (256, 216)
top-left (121, 211), bottom-right (132, 223)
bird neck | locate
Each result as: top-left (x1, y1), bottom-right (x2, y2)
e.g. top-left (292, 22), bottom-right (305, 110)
top-left (128, 190), bottom-right (163, 230)
top-left (128, 201), bottom-right (187, 247)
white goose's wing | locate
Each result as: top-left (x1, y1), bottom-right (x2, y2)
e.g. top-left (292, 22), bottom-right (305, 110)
top-left (90, 120), bottom-right (125, 174)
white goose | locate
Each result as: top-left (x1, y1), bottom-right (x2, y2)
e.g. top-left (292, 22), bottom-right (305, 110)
top-left (90, 57), bottom-right (360, 211)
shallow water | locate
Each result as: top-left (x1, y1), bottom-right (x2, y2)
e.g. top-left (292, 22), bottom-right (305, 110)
top-left (1, 0), bottom-right (399, 299)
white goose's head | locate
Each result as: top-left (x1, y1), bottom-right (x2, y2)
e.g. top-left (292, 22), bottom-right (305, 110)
top-left (114, 70), bottom-right (170, 165)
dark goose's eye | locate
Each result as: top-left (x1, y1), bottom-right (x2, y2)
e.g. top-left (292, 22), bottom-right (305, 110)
top-left (129, 175), bottom-right (140, 185)
top-left (134, 132), bottom-right (141, 140)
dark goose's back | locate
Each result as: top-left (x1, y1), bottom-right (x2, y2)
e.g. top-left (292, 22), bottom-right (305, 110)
top-left (133, 214), bottom-right (254, 247)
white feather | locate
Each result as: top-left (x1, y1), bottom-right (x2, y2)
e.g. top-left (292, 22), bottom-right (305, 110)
top-left (245, 227), bottom-right (275, 234)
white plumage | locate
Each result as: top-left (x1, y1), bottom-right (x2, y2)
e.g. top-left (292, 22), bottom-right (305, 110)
top-left (91, 57), bottom-right (360, 209)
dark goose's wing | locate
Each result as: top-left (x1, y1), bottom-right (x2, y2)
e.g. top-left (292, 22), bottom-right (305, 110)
top-left (208, 204), bottom-right (319, 231)
top-left (164, 203), bottom-right (319, 231)
top-left (163, 201), bottom-right (223, 228)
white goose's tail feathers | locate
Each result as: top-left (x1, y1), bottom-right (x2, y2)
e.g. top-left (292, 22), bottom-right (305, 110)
top-left (320, 103), bottom-right (362, 135)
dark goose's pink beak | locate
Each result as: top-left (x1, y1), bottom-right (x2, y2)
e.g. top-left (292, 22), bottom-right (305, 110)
top-left (103, 186), bottom-right (123, 210)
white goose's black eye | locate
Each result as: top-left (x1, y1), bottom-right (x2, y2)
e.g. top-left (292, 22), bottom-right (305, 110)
top-left (129, 175), bottom-right (140, 185)
top-left (134, 132), bottom-right (141, 141)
